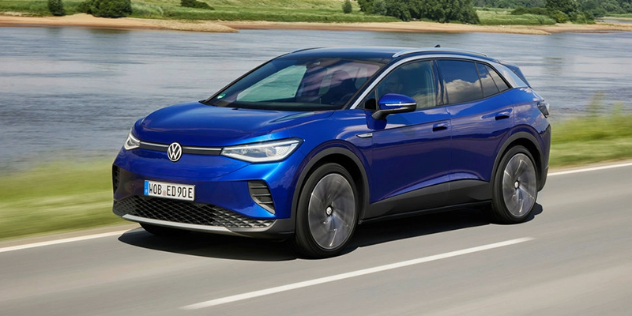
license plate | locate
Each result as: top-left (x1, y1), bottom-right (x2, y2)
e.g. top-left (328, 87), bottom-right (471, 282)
top-left (144, 180), bottom-right (195, 201)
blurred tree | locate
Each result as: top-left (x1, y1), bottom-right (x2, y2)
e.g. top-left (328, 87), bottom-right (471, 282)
top-left (358, 0), bottom-right (374, 13)
top-left (545, 0), bottom-right (580, 15)
top-left (342, 0), bottom-right (353, 13)
top-left (48, 0), bottom-right (65, 16)
top-left (383, 0), bottom-right (480, 23)
top-left (83, 0), bottom-right (132, 17)
top-left (373, 0), bottom-right (388, 15)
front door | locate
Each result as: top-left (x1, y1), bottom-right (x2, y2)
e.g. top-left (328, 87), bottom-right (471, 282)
top-left (364, 60), bottom-right (452, 218)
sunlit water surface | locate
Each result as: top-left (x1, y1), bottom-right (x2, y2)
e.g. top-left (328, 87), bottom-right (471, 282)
top-left (1, 27), bottom-right (631, 171)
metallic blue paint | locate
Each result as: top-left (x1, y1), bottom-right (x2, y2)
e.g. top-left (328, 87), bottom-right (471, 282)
top-left (112, 47), bottom-right (551, 237)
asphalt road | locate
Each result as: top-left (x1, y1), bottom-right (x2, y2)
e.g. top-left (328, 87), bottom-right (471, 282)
top-left (1, 162), bottom-right (631, 316)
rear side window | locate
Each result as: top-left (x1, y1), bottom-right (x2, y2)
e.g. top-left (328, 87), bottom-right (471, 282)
top-left (486, 65), bottom-right (509, 92)
top-left (437, 60), bottom-right (482, 105)
top-left (476, 63), bottom-right (509, 98)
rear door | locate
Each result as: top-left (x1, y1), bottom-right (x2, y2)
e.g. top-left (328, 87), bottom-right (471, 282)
top-left (437, 59), bottom-right (513, 203)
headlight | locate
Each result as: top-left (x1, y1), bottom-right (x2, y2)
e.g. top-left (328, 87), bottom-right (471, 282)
top-left (123, 131), bottom-right (140, 151)
top-left (221, 139), bottom-right (302, 163)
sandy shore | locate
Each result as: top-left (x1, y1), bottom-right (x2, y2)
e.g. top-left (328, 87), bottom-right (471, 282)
top-left (2, 13), bottom-right (632, 35)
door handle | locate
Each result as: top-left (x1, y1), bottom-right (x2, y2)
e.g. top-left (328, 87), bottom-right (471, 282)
top-left (495, 111), bottom-right (511, 120)
top-left (432, 123), bottom-right (449, 132)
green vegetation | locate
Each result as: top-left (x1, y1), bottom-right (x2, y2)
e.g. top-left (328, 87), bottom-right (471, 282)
top-left (473, 0), bottom-right (545, 8)
top-left (358, 0), bottom-right (480, 23)
top-left (80, 0), bottom-right (132, 17)
top-left (342, 0), bottom-right (352, 14)
top-left (478, 9), bottom-right (555, 25)
top-left (0, 162), bottom-right (124, 241)
top-left (2, 0), bottom-right (631, 23)
top-left (476, 0), bottom-right (632, 18)
top-left (181, 0), bottom-right (213, 10)
top-left (48, 0), bottom-right (65, 15)
top-left (0, 0), bottom-right (398, 22)
top-left (550, 97), bottom-right (632, 166)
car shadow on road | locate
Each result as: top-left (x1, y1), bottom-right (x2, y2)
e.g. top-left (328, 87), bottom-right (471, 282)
top-left (117, 204), bottom-right (543, 261)
top-left (346, 204), bottom-right (543, 253)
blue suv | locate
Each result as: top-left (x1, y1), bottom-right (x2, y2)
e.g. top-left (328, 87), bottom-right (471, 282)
top-left (113, 47), bottom-right (551, 258)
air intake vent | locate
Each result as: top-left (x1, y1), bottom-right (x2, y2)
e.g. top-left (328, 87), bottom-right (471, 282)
top-left (112, 165), bottom-right (120, 194)
top-left (248, 181), bottom-right (275, 214)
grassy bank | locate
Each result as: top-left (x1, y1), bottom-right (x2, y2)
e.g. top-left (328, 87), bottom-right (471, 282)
top-left (2, 111), bottom-right (632, 241)
top-left (550, 113), bottom-right (632, 167)
top-left (0, 162), bottom-right (124, 241)
top-left (0, 0), bottom-right (398, 22)
top-left (1, 0), bottom-right (558, 24)
top-left (477, 9), bottom-right (555, 25)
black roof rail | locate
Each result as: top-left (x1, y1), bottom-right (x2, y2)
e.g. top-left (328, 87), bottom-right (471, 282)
top-left (393, 47), bottom-right (488, 58)
top-left (289, 47), bottom-right (322, 54)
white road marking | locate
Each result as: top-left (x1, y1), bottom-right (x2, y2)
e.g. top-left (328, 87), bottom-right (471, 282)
top-left (0, 231), bottom-right (128, 254)
top-left (181, 237), bottom-right (534, 310)
top-left (549, 162), bottom-right (632, 177)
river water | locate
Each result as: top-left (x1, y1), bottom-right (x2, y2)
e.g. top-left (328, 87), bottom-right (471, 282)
top-left (1, 27), bottom-right (631, 171)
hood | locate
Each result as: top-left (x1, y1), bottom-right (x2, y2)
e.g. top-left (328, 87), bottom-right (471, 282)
top-left (135, 102), bottom-right (334, 146)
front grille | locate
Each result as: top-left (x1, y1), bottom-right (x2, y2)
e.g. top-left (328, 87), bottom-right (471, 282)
top-left (114, 196), bottom-right (273, 228)
top-left (112, 166), bottom-right (120, 194)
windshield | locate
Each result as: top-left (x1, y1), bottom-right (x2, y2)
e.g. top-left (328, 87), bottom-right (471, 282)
top-left (206, 58), bottom-right (383, 111)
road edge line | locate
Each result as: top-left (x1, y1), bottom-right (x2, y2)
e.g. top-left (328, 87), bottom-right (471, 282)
top-left (0, 231), bottom-right (129, 253)
top-left (549, 162), bottom-right (632, 177)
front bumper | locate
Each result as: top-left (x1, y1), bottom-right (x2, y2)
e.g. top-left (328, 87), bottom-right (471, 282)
top-left (112, 147), bottom-right (304, 237)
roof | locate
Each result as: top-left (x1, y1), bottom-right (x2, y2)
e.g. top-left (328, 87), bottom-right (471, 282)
top-left (280, 47), bottom-right (498, 63)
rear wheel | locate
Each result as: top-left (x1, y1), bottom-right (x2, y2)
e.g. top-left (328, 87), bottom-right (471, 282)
top-left (140, 223), bottom-right (190, 237)
top-left (490, 146), bottom-right (538, 223)
top-left (295, 163), bottom-right (359, 258)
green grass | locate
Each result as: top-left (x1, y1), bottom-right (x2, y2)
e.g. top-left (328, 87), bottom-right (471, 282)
top-left (549, 112), bottom-right (632, 167)
top-left (477, 9), bottom-right (555, 25)
top-left (0, 0), bottom-right (399, 22)
top-left (0, 162), bottom-right (125, 241)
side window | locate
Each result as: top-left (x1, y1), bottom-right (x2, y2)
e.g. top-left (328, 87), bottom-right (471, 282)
top-left (437, 60), bottom-right (483, 105)
top-left (477, 63), bottom-right (499, 98)
top-left (487, 65), bottom-right (509, 92)
top-left (375, 60), bottom-right (437, 109)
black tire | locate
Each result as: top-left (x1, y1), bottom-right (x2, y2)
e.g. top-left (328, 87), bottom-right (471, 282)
top-left (490, 145), bottom-right (538, 224)
top-left (141, 223), bottom-right (190, 237)
top-left (294, 163), bottom-right (359, 258)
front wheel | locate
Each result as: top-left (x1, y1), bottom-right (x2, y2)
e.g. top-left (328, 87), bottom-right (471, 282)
top-left (295, 163), bottom-right (359, 258)
top-left (490, 146), bottom-right (538, 224)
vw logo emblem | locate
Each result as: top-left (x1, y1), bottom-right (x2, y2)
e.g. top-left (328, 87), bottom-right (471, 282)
top-left (167, 142), bottom-right (182, 162)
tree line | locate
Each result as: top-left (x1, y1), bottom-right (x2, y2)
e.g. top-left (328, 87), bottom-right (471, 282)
top-left (358, 0), bottom-right (480, 23)
top-left (475, 0), bottom-right (632, 16)
top-left (357, 0), bottom-right (632, 24)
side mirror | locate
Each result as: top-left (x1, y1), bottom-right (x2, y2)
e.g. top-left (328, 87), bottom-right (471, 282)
top-left (371, 93), bottom-right (417, 120)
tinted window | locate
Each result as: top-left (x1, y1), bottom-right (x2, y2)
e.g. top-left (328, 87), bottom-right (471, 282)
top-left (487, 65), bottom-right (509, 92)
top-left (438, 60), bottom-right (482, 105)
top-left (477, 63), bottom-right (499, 98)
top-left (376, 60), bottom-right (436, 109)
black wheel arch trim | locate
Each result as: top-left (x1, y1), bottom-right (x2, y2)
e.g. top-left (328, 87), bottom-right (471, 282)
top-left (290, 145), bottom-right (370, 226)
top-left (491, 129), bottom-right (547, 192)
